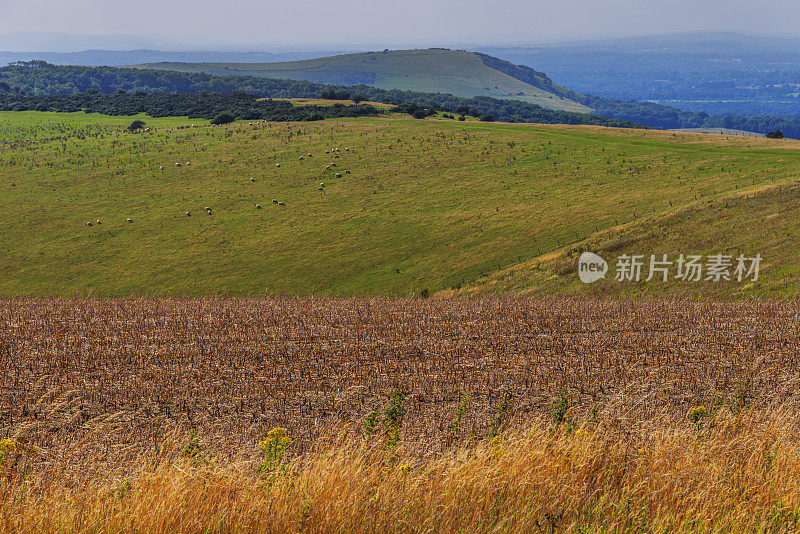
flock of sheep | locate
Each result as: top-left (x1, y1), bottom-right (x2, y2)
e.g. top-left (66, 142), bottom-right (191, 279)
top-left (86, 144), bottom-right (353, 227)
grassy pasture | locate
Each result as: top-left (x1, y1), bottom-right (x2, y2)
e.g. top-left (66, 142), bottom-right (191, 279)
top-left (0, 110), bottom-right (207, 142)
top-left (1, 112), bottom-right (800, 297)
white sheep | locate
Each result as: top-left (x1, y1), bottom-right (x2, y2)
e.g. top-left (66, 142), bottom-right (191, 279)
top-left (335, 172), bottom-right (342, 178)
top-left (345, 170), bottom-right (351, 174)
top-left (278, 201), bottom-right (286, 206)
top-left (256, 204), bottom-right (262, 209)
top-left (276, 163), bottom-right (281, 168)
top-left (126, 218), bottom-right (133, 223)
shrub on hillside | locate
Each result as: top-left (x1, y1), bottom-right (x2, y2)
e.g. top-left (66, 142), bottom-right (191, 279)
top-left (320, 89), bottom-right (351, 100)
top-left (127, 119), bottom-right (146, 132)
top-left (211, 112), bottom-right (235, 125)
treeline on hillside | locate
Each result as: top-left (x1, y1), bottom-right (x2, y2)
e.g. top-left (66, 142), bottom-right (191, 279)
top-left (0, 61), bottom-right (643, 128)
top-left (579, 95), bottom-right (800, 138)
top-left (474, 53), bottom-right (583, 102)
top-left (390, 98), bottom-right (638, 127)
top-left (0, 91), bottom-right (383, 121)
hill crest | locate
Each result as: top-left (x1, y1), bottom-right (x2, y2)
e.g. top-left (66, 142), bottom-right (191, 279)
top-left (135, 49), bottom-right (590, 113)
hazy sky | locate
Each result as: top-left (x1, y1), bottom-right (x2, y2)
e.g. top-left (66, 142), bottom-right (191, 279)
top-left (1, 0), bottom-right (799, 47)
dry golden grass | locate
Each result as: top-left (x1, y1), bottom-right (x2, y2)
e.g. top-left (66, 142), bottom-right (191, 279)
top-left (2, 298), bottom-right (800, 531)
top-left (265, 97), bottom-right (396, 108)
top-left (3, 410), bottom-right (800, 532)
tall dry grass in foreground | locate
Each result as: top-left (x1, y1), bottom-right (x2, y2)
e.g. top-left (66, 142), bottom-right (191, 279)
top-left (2, 407), bottom-right (800, 533)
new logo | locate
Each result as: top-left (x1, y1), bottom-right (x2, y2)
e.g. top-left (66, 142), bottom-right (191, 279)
top-left (578, 252), bottom-right (608, 284)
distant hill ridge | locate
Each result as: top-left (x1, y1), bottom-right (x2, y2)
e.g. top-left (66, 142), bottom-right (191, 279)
top-left (135, 49), bottom-right (592, 113)
top-left (0, 60), bottom-right (641, 128)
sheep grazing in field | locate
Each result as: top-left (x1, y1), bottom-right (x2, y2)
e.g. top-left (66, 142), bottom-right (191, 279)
top-left (186, 162), bottom-right (190, 166)
top-left (159, 165), bottom-right (164, 170)
top-left (318, 187), bottom-right (324, 192)
top-left (186, 211), bottom-right (191, 216)
top-left (345, 170), bottom-right (351, 174)
top-left (175, 163), bottom-right (182, 167)
top-left (345, 148), bottom-right (349, 152)
top-left (276, 163), bottom-right (281, 168)
top-left (256, 204), bottom-right (262, 209)
top-left (204, 206), bottom-right (211, 212)
top-left (334, 154), bottom-right (339, 159)
top-left (330, 163), bottom-right (337, 168)
top-left (96, 219), bottom-right (101, 224)
top-left (278, 202), bottom-right (286, 206)
top-left (272, 199), bottom-right (278, 204)
top-left (250, 178), bottom-right (256, 182)
top-left (335, 172), bottom-right (342, 178)
top-left (126, 218), bottom-right (133, 223)
top-left (307, 153), bottom-right (312, 157)
top-left (86, 222), bottom-right (93, 226)
top-left (299, 156), bottom-right (304, 161)
top-left (325, 150), bottom-right (330, 154)
top-left (325, 165), bottom-right (331, 171)
top-left (320, 182), bottom-right (325, 187)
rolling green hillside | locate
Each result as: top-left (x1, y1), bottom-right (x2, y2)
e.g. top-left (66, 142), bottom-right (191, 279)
top-left (2, 111), bottom-right (800, 297)
top-left (451, 182), bottom-right (800, 298)
top-left (136, 49), bottom-right (591, 113)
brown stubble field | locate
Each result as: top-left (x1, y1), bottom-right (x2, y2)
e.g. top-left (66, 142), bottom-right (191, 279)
top-left (2, 297), bottom-right (799, 466)
top-left (3, 298), bottom-right (800, 531)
